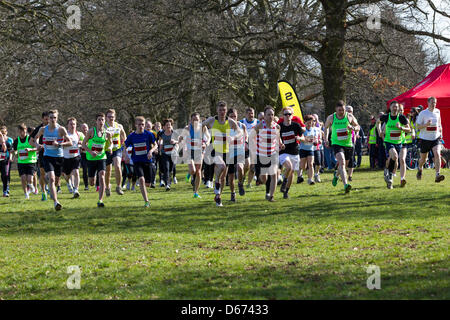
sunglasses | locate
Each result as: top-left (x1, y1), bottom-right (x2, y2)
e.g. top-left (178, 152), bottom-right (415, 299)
top-left (284, 113), bottom-right (292, 116)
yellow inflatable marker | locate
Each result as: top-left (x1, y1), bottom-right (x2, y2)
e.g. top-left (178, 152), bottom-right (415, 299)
top-left (278, 80), bottom-right (304, 123)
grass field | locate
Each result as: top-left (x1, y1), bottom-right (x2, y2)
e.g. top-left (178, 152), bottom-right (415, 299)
top-left (0, 157), bottom-right (448, 300)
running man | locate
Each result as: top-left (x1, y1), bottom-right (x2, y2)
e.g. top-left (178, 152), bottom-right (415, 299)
top-left (124, 116), bottom-right (158, 208)
top-left (30, 111), bottom-right (50, 200)
top-left (300, 115), bottom-right (322, 185)
top-left (240, 107), bottom-right (258, 188)
top-left (324, 100), bottom-right (360, 193)
top-left (227, 108), bottom-right (247, 201)
top-left (32, 109), bottom-right (73, 210)
top-left (80, 123), bottom-right (89, 190)
top-left (62, 117), bottom-right (83, 198)
top-left (416, 96), bottom-right (445, 182)
top-left (378, 101), bottom-right (410, 189)
top-left (82, 113), bottom-right (113, 207)
top-left (104, 109), bottom-right (127, 196)
top-left (12, 124), bottom-right (38, 199)
top-left (202, 101), bottom-right (242, 207)
top-left (250, 106), bottom-right (284, 202)
top-left (158, 119), bottom-right (178, 191)
top-left (178, 112), bottom-right (209, 198)
top-left (0, 128), bottom-right (12, 197)
top-left (279, 107), bottom-right (304, 199)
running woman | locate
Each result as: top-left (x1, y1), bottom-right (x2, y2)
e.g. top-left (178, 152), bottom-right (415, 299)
top-left (416, 96), bottom-right (445, 182)
top-left (178, 112), bottom-right (209, 198)
top-left (279, 107), bottom-right (304, 199)
top-left (82, 113), bottom-right (113, 207)
top-left (158, 119), bottom-right (178, 191)
top-left (62, 117), bottom-right (83, 198)
top-left (12, 124), bottom-right (38, 199)
top-left (378, 101), bottom-right (410, 189)
top-left (299, 115), bottom-right (321, 186)
top-left (124, 116), bottom-right (158, 208)
top-left (227, 108), bottom-right (247, 201)
top-left (30, 111), bottom-right (50, 200)
top-left (104, 109), bottom-right (127, 196)
top-left (324, 100), bottom-right (360, 193)
top-left (250, 106), bottom-right (284, 202)
top-left (32, 109), bottom-right (73, 210)
top-left (240, 107), bottom-right (258, 188)
top-left (202, 101), bottom-right (242, 207)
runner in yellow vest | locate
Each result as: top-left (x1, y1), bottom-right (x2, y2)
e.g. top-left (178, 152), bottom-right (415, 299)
top-left (12, 123), bottom-right (38, 199)
top-left (377, 101), bottom-right (410, 189)
top-left (324, 100), bottom-right (360, 193)
top-left (104, 109), bottom-right (127, 196)
top-left (82, 112), bottom-right (113, 207)
top-left (203, 101), bottom-right (242, 207)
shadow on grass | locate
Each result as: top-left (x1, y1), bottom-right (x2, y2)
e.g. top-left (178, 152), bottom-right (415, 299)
top-left (0, 192), bottom-right (448, 236)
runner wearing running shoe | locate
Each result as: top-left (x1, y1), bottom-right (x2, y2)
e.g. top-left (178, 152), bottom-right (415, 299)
top-left (227, 108), bottom-right (247, 202)
top-left (104, 109), bottom-right (127, 196)
top-left (279, 107), bottom-right (304, 199)
top-left (82, 113), bottom-right (113, 207)
top-left (124, 116), bottom-right (158, 208)
top-left (12, 123), bottom-right (37, 199)
top-left (378, 101), bottom-right (410, 189)
top-left (324, 101), bottom-right (360, 193)
top-left (416, 96), bottom-right (445, 183)
top-left (250, 106), bottom-right (284, 202)
top-left (32, 109), bottom-right (73, 210)
top-left (29, 111), bottom-right (50, 200)
top-left (299, 115), bottom-right (320, 186)
top-left (62, 117), bottom-right (83, 198)
top-left (178, 112), bottom-right (209, 198)
top-left (202, 101), bottom-right (242, 207)
top-left (240, 108), bottom-right (258, 188)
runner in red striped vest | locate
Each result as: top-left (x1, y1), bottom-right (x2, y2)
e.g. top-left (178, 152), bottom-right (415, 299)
top-left (250, 106), bottom-right (284, 202)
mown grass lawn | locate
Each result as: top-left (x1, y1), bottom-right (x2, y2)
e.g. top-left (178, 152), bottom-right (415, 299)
top-left (0, 157), bottom-right (448, 300)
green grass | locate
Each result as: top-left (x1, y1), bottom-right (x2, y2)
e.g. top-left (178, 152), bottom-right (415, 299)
top-left (0, 157), bottom-right (448, 299)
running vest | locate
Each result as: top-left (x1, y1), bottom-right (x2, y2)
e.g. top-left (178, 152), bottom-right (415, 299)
top-left (105, 122), bottom-right (121, 151)
top-left (229, 122), bottom-right (245, 156)
top-left (257, 121), bottom-right (277, 156)
top-left (187, 124), bottom-right (203, 151)
top-left (63, 131), bottom-right (81, 159)
top-left (0, 143), bottom-right (6, 161)
top-left (369, 126), bottom-right (377, 144)
top-left (240, 118), bottom-right (258, 131)
top-left (404, 121), bottom-right (415, 144)
top-left (212, 118), bottom-right (230, 154)
top-left (331, 113), bottom-right (352, 147)
top-left (384, 114), bottom-right (402, 144)
top-left (161, 132), bottom-right (174, 155)
top-left (86, 127), bottom-right (107, 161)
top-left (43, 125), bottom-right (64, 157)
top-left (17, 136), bottom-right (37, 164)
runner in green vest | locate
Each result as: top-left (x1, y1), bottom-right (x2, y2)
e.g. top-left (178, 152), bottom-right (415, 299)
top-left (82, 113), bottom-right (113, 207)
top-left (377, 101), bottom-right (410, 189)
top-left (12, 123), bottom-right (38, 199)
top-left (324, 100), bottom-right (360, 193)
top-left (368, 117), bottom-right (378, 169)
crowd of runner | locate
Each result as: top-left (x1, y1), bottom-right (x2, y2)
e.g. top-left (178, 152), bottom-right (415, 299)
top-left (0, 96), bottom-right (445, 210)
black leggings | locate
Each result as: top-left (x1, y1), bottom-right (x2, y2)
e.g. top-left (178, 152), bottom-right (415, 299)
top-left (81, 153), bottom-right (89, 188)
top-left (203, 162), bottom-right (214, 182)
top-left (160, 153), bottom-right (174, 186)
top-left (0, 161), bottom-right (8, 193)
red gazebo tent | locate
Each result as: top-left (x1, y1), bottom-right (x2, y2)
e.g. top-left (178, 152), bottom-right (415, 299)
top-left (387, 63), bottom-right (450, 146)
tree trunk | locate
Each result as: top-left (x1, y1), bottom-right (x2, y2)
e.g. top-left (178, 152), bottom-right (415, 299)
top-left (319, 0), bottom-right (348, 117)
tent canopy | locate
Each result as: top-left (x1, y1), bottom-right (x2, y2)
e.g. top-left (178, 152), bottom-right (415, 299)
top-left (387, 63), bottom-right (450, 146)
